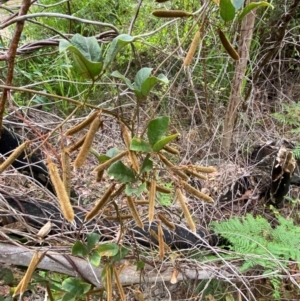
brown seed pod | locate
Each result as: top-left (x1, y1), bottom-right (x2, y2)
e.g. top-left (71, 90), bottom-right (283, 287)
top-left (61, 149), bottom-right (71, 197)
top-left (150, 229), bottom-right (171, 251)
top-left (126, 196), bottom-right (144, 229)
top-left (13, 251), bottom-right (46, 297)
top-left (65, 110), bottom-right (100, 136)
top-left (163, 144), bottom-right (180, 155)
top-left (106, 265), bottom-right (112, 301)
top-left (155, 0), bottom-right (170, 2)
top-left (148, 178), bottom-right (157, 223)
top-left (146, 181), bottom-right (172, 194)
top-left (121, 123), bottom-right (131, 149)
top-left (158, 153), bottom-right (189, 181)
top-left (183, 30), bottom-right (201, 67)
top-left (74, 114), bottom-right (102, 168)
top-left (152, 10), bottom-right (192, 18)
top-left (104, 214), bottom-right (133, 220)
top-left (158, 222), bottom-right (165, 259)
top-left (113, 266), bottom-right (126, 301)
top-left (157, 213), bottom-right (176, 230)
top-left (129, 151), bottom-right (140, 173)
top-left (183, 168), bottom-right (208, 180)
top-left (0, 141), bottom-right (28, 174)
top-left (176, 188), bottom-right (196, 232)
top-left (96, 169), bottom-right (104, 182)
top-left (65, 133), bottom-right (87, 154)
top-left (192, 165), bottom-right (216, 173)
top-left (93, 150), bottom-right (128, 173)
top-left (84, 183), bottom-right (116, 222)
top-left (218, 29), bottom-right (240, 60)
top-left (48, 159), bottom-right (74, 222)
top-left (181, 180), bottom-right (214, 203)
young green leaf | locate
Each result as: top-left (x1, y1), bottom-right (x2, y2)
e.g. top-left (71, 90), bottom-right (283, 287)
top-left (108, 161), bottom-right (136, 183)
top-left (111, 70), bottom-right (134, 90)
top-left (97, 243), bottom-right (119, 257)
top-left (88, 250), bottom-right (101, 266)
top-left (152, 133), bottom-right (180, 152)
top-left (147, 116), bottom-right (170, 146)
top-left (238, 1), bottom-right (274, 21)
top-left (62, 278), bottom-right (91, 295)
top-left (87, 233), bottom-right (101, 253)
top-left (140, 155), bottom-right (153, 174)
top-left (72, 240), bottom-right (89, 256)
top-left (220, 0), bottom-right (236, 22)
top-left (130, 137), bottom-right (152, 152)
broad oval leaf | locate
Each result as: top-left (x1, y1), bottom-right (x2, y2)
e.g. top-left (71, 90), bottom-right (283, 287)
top-left (87, 233), bottom-right (100, 252)
top-left (130, 137), bottom-right (152, 152)
top-left (111, 246), bottom-right (130, 262)
top-left (108, 161), bottom-right (136, 183)
top-left (88, 250), bottom-right (101, 266)
top-left (97, 243), bottom-right (119, 256)
top-left (107, 147), bottom-right (120, 158)
top-left (140, 155), bottom-right (153, 174)
top-left (238, 1), bottom-right (274, 21)
top-left (62, 278), bottom-right (91, 295)
top-left (134, 67), bottom-right (153, 91)
top-left (103, 34), bottom-right (136, 70)
top-left (72, 240), bottom-right (88, 256)
top-left (220, 0), bottom-right (236, 22)
top-left (147, 116), bottom-right (170, 146)
top-left (152, 133), bottom-right (180, 152)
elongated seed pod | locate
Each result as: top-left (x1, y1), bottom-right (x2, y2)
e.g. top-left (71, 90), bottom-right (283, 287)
top-left (158, 153), bottom-right (189, 181)
top-left (156, 0), bottom-right (170, 2)
top-left (157, 222), bottom-right (165, 259)
top-left (157, 213), bottom-right (176, 230)
top-left (110, 183), bottom-right (126, 199)
top-left (163, 145), bottom-right (180, 155)
top-left (61, 149), bottom-right (71, 197)
top-left (96, 169), bottom-right (104, 182)
top-left (74, 115), bottom-right (101, 168)
top-left (106, 265), bottom-right (112, 301)
top-left (152, 10), bottom-right (192, 18)
top-left (13, 251), bottom-right (46, 297)
top-left (183, 168), bottom-right (208, 180)
top-left (126, 196), bottom-right (144, 229)
top-left (181, 180), bottom-right (214, 203)
top-left (192, 165), bottom-right (216, 173)
top-left (104, 214), bottom-right (133, 220)
top-left (85, 183), bottom-right (116, 222)
top-left (176, 188), bottom-right (196, 232)
top-left (121, 123), bottom-right (131, 149)
top-left (93, 150), bottom-right (128, 172)
top-left (148, 178), bottom-right (156, 223)
top-left (134, 200), bottom-right (149, 205)
top-left (150, 229), bottom-right (171, 251)
top-left (0, 141), bottom-right (28, 174)
top-left (65, 111), bottom-right (100, 136)
top-left (48, 160), bottom-right (74, 222)
top-left (146, 181), bottom-right (172, 194)
top-left (218, 29), bottom-right (240, 60)
top-left (65, 133), bottom-right (87, 154)
top-left (113, 266), bottom-right (126, 301)
top-left (129, 151), bottom-right (140, 173)
top-left (184, 30), bottom-right (201, 67)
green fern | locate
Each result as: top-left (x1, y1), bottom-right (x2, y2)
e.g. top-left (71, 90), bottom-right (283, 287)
top-left (212, 214), bottom-right (300, 271)
top-left (292, 144), bottom-right (300, 159)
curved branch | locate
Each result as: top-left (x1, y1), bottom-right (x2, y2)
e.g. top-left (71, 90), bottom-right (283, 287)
top-left (0, 12), bottom-right (119, 33)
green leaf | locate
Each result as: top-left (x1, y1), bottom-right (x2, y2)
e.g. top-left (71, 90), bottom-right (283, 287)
top-left (70, 34), bottom-right (101, 62)
top-left (133, 68), bottom-right (169, 99)
top-left (111, 246), bottom-right (130, 262)
top-left (97, 243), bottom-right (119, 257)
top-left (232, 0), bottom-right (245, 10)
top-left (98, 154), bottom-right (111, 163)
top-left (107, 147), bottom-right (120, 158)
top-left (103, 34), bottom-right (136, 70)
top-left (87, 233), bottom-right (100, 252)
top-left (59, 35), bottom-right (102, 79)
top-left (72, 240), bottom-right (88, 256)
top-left (238, 1), bottom-right (274, 21)
top-left (220, 0), bottom-right (236, 22)
top-left (108, 161), bottom-right (136, 183)
top-left (136, 260), bottom-right (145, 271)
top-left (0, 268), bottom-right (14, 285)
top-left (111, 70), bottom-right (134, 90)
top-left (62, 292), bottom-right (76, 301)
top-left (125, 182), bottom-right (147, 196)
top-left (140, 155), bottom-right (153, 174)
top-left (88, 250), bottom-right (101, 266)
top-left (147, 116), bottom-right (170, 146)
top-left (62, 278), bottom-right (91, 295)
top-left (130, 137), bottom-right (152, 152)
top-left (152, 133), bottom-right (180, 152)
